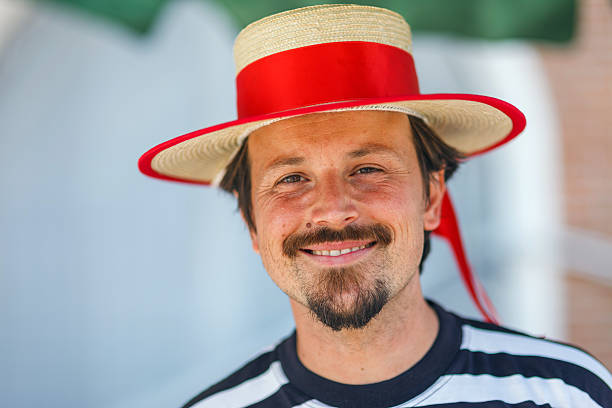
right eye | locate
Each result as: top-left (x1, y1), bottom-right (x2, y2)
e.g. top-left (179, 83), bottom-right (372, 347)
top-left (278, 174), bottom-right (305, 184)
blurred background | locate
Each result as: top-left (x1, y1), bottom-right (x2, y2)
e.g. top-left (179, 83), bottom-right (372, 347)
top-left (0, 0), bottom-right (610, 406)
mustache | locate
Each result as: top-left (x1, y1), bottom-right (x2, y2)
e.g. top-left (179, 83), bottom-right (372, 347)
top-left (282, 224), bottom-right (393, 258)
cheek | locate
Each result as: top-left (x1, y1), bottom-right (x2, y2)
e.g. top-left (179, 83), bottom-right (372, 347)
top-left (353, 181), bottom-right (426, 247)
top-left (255, 191), bottom-right (312, 231)
top-left (253, 199), bottom-right (306, 258)
top-left (354, 179), bottom-right (425, 218)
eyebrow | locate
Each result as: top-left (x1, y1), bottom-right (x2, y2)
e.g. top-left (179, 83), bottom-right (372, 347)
top-left (265, 156), bottom-right (305, 171)
top-left (348, 143), bottom-right (402, 160)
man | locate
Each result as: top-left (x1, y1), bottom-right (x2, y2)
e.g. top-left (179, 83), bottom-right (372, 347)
top-left (139, 4), bottom-right (611, 407)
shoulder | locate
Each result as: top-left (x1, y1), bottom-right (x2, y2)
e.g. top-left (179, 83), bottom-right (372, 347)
top-left (181, 342), bottom-right (288, 408)
top-left (457, 315), bottom-right (608, 377)
top-left (440, 314), bottom-right (612, 407)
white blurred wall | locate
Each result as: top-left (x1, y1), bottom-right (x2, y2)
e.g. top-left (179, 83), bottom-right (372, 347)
top-left (0, 1), bottom-right (562, 407)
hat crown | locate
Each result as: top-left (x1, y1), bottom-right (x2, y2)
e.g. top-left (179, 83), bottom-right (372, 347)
top-left (233, 4), bottom-right (412, 74)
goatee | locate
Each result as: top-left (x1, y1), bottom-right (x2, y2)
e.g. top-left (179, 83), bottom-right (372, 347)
top-left (306, 268), bottom-right (390, 331)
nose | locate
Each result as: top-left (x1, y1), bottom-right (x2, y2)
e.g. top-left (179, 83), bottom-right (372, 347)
top-left (310, 173), bottom-right (359, 228)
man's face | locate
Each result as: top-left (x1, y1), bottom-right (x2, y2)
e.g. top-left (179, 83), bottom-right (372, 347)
top-left (247, 110), bottom-right (444, 331)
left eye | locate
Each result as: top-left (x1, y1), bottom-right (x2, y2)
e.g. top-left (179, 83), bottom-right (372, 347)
top-left (355, 167), bottom-right (381, 175)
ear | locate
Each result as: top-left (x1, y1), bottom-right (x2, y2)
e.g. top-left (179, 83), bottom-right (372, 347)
top-left (232, 190), bottom-right (259, 253)
top-left (238, 206), bottom-right (260, 254)
top-left (423, 169), bottom-right (446, 231)
top-left (248, 229), bottom-right (260, 253)
top-left (247, 222), bottom-right (260, 254)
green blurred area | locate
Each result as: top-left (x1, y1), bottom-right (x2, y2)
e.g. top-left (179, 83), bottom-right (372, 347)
top-left (37, 0), bottom-right (167, 33)
top-left (36, 0), bottom-right (576, 42)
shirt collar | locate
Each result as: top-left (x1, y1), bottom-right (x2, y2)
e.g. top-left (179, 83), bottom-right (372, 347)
top-left (277, 301), bottom-right (462, 408)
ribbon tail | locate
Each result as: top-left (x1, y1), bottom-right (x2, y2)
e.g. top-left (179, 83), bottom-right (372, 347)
top-left (432, 192), bottom-right (500, 325)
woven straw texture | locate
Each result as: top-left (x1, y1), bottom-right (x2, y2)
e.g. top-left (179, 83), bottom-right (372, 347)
top-left (234, 4), bottom-right (412, 73)
top-left (151, 100), bottom-right (512, 184)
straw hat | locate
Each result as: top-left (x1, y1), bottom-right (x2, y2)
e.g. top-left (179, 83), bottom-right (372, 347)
top-left (138, 4), bottom-right (525, 185)
top-left (138, 4), bottom-right (527, 324)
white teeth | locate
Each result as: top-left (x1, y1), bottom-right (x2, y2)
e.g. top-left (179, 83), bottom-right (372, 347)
top-left (310, 245), bottom-right (369, 257)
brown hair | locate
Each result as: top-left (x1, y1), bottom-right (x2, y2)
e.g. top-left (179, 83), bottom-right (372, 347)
top-left (220, 115), bottom-right (465, 272)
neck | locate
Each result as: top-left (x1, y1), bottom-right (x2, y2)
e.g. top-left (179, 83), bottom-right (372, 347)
top-left (290, 280), bottom-right (439, 384)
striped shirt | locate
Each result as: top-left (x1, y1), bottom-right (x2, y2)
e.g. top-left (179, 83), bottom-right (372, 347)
top-left (183, 302), bottom-right (612, 408)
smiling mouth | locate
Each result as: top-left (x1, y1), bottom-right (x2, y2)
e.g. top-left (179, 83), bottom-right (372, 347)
top-left (300, 241), bottom-right (376, 257)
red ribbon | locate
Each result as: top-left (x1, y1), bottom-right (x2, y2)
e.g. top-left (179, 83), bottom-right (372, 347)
top-left (236, 41), bottom-right (419, 118)
top-left (433, 193), bottom-right (500, 324)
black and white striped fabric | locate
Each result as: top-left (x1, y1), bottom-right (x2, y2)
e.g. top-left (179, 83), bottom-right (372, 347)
top-left (183, 302), bottom-right (611, 408)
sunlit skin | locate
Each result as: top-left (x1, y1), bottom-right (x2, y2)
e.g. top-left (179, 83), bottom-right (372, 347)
top-left (246, 110), bottom-right (446, 384)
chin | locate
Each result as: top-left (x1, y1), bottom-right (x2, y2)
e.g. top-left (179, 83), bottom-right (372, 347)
top-left (306, 274), bottom-right (390, 331)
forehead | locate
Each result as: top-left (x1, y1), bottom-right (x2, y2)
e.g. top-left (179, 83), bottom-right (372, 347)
top-left (247, 110), bottom-right (415, 168)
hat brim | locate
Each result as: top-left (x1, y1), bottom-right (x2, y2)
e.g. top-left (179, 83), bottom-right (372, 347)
top-left (138, 93), bottom-right (525, 185)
